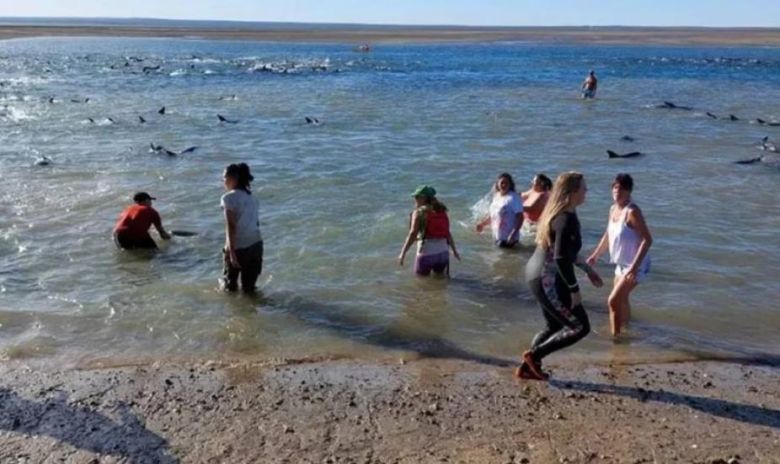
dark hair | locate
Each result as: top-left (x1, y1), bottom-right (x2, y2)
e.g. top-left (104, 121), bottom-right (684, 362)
top-left (495, 172), bottom-right (516, 192)
top-left (418, 195), bottom-right (448, 213)
top-left (535, 173), bottom-right (553, 191)
top-left (613, 173), bottom-right (634, 192)
top-left (225, 163), bottom-right (254, 193)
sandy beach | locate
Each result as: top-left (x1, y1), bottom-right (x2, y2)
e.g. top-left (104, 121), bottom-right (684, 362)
top-left (1, 25), bottom-right (780, 45)
top-left (2, 19), bottom-right (780, 463)
top-left (1, 357), bottom-right (778, 463)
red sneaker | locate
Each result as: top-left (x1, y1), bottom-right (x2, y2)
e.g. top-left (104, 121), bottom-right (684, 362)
top-left (521, 351), bottom-right (549, 381)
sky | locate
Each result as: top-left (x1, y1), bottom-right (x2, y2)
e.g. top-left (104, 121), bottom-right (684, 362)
top-left (1, 0), bottom-right (779, 27)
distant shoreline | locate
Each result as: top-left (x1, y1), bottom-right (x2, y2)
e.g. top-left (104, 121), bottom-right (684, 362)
top-left (2, 25), bottom-right (780, 45)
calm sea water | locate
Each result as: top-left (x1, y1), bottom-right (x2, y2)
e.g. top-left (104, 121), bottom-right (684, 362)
top-left (1, 37), bottom-right (779, 367)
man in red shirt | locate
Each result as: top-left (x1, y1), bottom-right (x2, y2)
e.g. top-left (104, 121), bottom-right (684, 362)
top-left (113, 192), bottom-right (171, 249)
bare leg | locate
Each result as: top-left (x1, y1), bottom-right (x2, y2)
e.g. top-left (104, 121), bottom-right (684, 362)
top-left (608, 276), bottom-right (622, 336)
top-left (608, 275), bottom-right (637, 337)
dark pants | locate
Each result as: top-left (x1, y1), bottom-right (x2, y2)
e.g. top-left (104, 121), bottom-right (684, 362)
top-left (496, 239), bottom-right (517, 249)
top-left (528, 276), bottom-right (591, 361)
top-left (114, 232), bottom-right (157, 250)
top-left (221, 241), bottom-right (263, 293)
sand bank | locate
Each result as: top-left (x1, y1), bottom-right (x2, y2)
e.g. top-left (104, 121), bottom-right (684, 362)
top-left (1, 25), bottom-right (780, 46)
top-left (1, 357), bottom-right (778, 463)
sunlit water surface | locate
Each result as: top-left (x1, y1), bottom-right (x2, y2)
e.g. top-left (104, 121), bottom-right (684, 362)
top-left (1, 37), bottom-right (780, 367)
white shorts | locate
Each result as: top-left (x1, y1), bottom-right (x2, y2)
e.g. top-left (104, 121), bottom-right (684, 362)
top-left (615, 260), bottom-right (650, 283)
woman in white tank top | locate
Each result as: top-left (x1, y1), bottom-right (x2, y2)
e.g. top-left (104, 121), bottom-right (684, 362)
top-left (586, 174), bottom-right (653, 337)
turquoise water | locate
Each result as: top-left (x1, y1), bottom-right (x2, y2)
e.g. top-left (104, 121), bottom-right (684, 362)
top-left (1, 37), bottom-right (780, 367)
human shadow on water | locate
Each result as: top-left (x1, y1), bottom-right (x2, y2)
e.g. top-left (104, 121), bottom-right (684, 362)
top-left (0, 388), bottom-right (177, 463)
top-left (275, 294), bottom-right (514, 367)
top-left (551, 379), bottom-right (780, 430)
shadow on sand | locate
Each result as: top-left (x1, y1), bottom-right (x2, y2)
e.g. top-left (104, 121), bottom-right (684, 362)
top-left (272, 293), bottom-right (515, 367)
top-left (0, 388), bottom-right (177, 463)
top-left (553, 379), bottom-right (780, 430)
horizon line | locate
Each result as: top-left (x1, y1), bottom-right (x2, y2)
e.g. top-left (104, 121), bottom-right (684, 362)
top-left (1, 16), bottom-right (779, 30)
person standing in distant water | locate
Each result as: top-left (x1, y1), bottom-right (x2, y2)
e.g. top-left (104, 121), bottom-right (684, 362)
top-left (519, 173), bottom-right (552, 246)
top-left (581, 70), bottom-right (598, 99)
top-left (476, 173), bottom-right (524, 248)
top-left (587, 173), bottom-right (652, 337)
top-left (398, 185), bottom-right (460, 276)
top-left (113, 192), bottom-right (171, 250)
top-left (518, 172), bottom-right (603, 380)
top-left (220, 163), bottom-right (264, 293)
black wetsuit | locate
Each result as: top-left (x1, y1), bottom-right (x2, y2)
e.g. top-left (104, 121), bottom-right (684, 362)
top-left (525, 211), bottom-right (591, 361)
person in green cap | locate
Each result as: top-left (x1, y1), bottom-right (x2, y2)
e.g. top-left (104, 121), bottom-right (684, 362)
top-left (398, 185), bottom-right (460, 276)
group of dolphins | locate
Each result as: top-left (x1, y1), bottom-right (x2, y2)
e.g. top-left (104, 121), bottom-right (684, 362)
top-left (29, 93), bottom-right (779, 167)
top-left (31, 97), bottom-right (324, 165)
top-left (605, 101), bottom-right (780, 166)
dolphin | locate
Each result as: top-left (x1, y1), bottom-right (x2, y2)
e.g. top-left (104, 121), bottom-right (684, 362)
top-left (150, 143), bottom-right (198, 157)
top-left (755, 118), bottom-right (780, 126)
top-left (217, 114), bottom-right (238, 124)
top-left (735, 157), bottom-right (764, 165)
top-left (143, 65), bottom-right (160, 73)
top-left (33, 156), bottom-right (53, 166)
top-left (706, 112), bottom-right (718, 119)
top-left (728, 114), bottom-right (739, 121)
top-left (620, 135), bottom-right (635, 142)
top-left (607, 150), bottom-right (644, 159)
top-left (658, 101), bottom-right (692, 110)
top-left (139, 115), bottom-right (146, 123)
top-left (305, 116), bottom-right (321, 125)
top-left (761, 137), bottom-right (778, 153)
top-left (158, 106), bottom-right (166, 115)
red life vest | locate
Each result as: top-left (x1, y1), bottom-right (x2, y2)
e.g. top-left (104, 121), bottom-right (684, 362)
top-left (418, 207), bottom-right (449, 240)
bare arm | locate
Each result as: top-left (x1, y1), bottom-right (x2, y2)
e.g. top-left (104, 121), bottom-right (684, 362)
top-left (586, 206), bottom-right (613, 265)
top-left (625, 206), bottom-right (653, 274)
top-left (508, 212), bottom-right (524, 242)
top-left (475, 215), bottom-right (491, 232)
top-left (523, 193), bottom-right (545, 218)
top-left (152, 212), bottom-right (170, 240)
top-left (398, 211), bottom-right (421, 266)
top-left (447, 231), bottom-right (461, 261)
top-left (586, 230), bottom-right (609, 265)
top-left (224, 209), bottom-right (240, 267)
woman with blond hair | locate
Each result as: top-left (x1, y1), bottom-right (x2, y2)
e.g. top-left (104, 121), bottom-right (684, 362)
top-left (518, 172), bottom-right (603, 380)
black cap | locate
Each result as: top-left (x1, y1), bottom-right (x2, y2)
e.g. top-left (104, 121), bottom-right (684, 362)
top-left (133, 192), bottom-right (156, 203)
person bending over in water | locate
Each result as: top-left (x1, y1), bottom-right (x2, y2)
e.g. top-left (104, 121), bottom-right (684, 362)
top-left (220, 163), bottom-right (264, 293)
top-left (113, 192), bottom-right (170, 249)
top-left (518, 172), bottom-right (603, 380)
top-left (398, 185), bottom-right (460, 276)
top-left (519, 173), bottom-right (552, 246)
top-left (475, 173), bottom-right (524, 248)
top-left (581, 70), bottom-right (598, 99)
top-left (587, 173), bottom-right (652, 337)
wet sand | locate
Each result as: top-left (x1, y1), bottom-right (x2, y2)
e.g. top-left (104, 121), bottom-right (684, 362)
top-left (1, 25), bottom-right (780, 45)
top-left (1, 358), bottom-right (778, 463)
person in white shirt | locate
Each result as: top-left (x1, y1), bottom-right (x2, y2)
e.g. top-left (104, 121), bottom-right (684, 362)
top-left (220, 163), bottom-right (264, 293)
top-left (587, 173), bottom-right (653, 337)
top-left (476, 173), bottom-right (524, 248)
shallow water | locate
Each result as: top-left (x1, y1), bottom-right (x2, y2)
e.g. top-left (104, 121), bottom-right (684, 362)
top-left (1, 37), bottom-right (780, 367)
